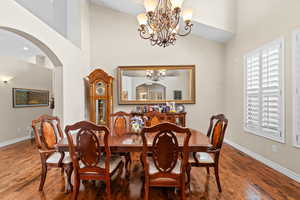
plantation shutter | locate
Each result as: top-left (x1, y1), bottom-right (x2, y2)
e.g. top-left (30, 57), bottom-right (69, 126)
top-left (261, 43), bottom-right (282, 138)
top-left (245, 39), bottom-right (284, 142)
top-left (245, 52), bottom-right (261, 131)
top-left (294, 33), bottom-right (300, 146)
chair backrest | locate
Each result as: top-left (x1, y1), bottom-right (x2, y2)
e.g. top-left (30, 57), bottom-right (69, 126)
top-left (141, 122), bottom-right (191, 175)
top-left (110, 111), bottom-right (131, 136)
top-left (144, 111), bottom-right (167, 127)
top-left (32, 115), bottom-right (63, 150)
top-left (207, 114), bottom-right (228, 149)
top-left (65, 121), bottom-right (110, 172)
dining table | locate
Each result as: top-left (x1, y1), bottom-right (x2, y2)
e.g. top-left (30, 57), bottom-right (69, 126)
top-left (56, 128), bottom-right (212, 153)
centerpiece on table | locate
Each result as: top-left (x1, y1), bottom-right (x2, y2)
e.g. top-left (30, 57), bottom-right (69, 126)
top-left (130, 116), bottom-right (145, 133)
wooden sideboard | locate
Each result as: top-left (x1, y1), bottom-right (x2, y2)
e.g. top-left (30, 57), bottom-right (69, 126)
top-left (131, 112), bottom-right (186, 127)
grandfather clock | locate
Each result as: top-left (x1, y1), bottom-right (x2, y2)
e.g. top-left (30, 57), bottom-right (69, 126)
top-left (87, 69), bottom-right (113, 126)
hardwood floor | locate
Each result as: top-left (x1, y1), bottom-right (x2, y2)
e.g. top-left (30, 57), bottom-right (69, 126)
top-left (0, 140), bottom-right (300, 200)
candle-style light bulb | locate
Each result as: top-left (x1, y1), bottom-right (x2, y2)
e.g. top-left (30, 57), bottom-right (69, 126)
top-left (144, 0), bottom-right (157, 12)
top-left (171, 0), bottom-right (184, 9)
top-left (137, 13), bottom-right (148, 25)
top-left (182, 8), bottom-right (193, 22)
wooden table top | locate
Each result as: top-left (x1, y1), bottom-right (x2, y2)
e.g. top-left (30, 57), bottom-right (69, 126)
top-left (57, 129), bottom-right (212, 153)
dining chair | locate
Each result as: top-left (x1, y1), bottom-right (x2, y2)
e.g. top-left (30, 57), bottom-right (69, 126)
top-left (141, 122), bottom-right (191, 200)
top-left (65, 121), bottom-right (124, 200)
top-left (110, 111), bottom-right (132, 175)
top-left (144, 111), bottom-right (168, 127)
top-left (187, 114), bottom-right (228, 192)
top-left (110, 111), bottom-right (132, 136)
top-left (32, 115), bottom-right (73, 192)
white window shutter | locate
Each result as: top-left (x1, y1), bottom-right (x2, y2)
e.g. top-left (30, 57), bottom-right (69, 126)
top-left (294, 32), bottom-right (300, 147)
top-left (245, 53), bottom-right (260, 131)
top-left (261, 43), bottom-right (282, 137)
top-left (244, 38), bottom-right (284, 142)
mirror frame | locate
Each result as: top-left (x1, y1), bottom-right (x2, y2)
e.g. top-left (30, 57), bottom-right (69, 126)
top-left (117, 65), bottom-right (196, 105)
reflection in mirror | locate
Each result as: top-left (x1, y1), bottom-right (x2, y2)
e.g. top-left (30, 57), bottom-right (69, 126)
top-left (118, 66), bottom-right (195, 104)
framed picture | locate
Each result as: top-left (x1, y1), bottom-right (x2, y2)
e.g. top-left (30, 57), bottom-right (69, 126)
top-left (174, 90), bottom-right (182, 100)
top-left (13, 88), bottom-right (49, 108)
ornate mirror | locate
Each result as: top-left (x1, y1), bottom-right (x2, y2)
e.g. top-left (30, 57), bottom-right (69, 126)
top-left (118, 65), bottom-right (195, 104)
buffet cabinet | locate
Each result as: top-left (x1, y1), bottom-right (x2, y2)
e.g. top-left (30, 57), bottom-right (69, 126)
top-left (131, 112), bottom-right (186, 127)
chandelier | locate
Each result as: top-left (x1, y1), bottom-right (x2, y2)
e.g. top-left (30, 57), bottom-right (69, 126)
top-left (146, 69), bottom-right (166, 81)
top-left (137, 0), bottom-right (193, 47)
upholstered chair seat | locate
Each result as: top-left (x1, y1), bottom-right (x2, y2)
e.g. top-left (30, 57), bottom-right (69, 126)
top-left (148, 158), bottom-right (181, 175)
top-left (189, 152), bottom-right (214, 164)
top-left (46, 152), bottom-right (72, 164)
top-left (78, 155), bottom-right (123, 174)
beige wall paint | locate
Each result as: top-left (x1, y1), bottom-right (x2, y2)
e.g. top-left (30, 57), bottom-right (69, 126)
top-left (0, 57), bottom-right (52, 143)
top-left (185, 0), bottom-right (236, 33)
top-left (224, 0), bottom-right (300, 174)
top-left (90, 4), bottom-right (225, 131)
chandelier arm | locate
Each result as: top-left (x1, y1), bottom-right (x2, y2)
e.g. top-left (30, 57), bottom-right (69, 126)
top-left (178, 24), bottom-right (193, 36)
top-left (139, 26), bottom-right (152, 40)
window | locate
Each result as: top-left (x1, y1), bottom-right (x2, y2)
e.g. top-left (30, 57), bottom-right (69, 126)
top-left (293, 30), bottom-right (300, 148)
top-left (244, 38), bottom-right (284, 143)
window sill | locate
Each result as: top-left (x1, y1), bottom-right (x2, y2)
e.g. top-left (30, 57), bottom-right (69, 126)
top-left (244, 128), bottom-right (285, 144)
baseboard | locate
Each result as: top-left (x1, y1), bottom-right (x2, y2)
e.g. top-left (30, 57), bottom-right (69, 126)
top-left (224, 139), bottom-right (300, 183)
top-left (0, 136), bottom-right (32, 148)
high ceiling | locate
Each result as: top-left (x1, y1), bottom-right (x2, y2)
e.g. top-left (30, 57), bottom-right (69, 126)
top-left (91, 0), bottom-right (235, 43)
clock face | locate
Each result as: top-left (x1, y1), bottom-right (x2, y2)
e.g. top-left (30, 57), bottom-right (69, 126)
top-left (96, 82), bottom-right (106, 96)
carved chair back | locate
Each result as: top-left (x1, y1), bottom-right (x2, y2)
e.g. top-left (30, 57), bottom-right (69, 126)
top-left (206, 114), bottom-right (228, 161)
top-left (32, 115), bottom-right (63, 150)
top-left (144, 111), bottom-right (167, 127)
top-left (65, 121), bottom-right (111, 175)
top-left (141, 123), bottom-right (191, 178)
top-left (110, 111), bottom-right (131, 136)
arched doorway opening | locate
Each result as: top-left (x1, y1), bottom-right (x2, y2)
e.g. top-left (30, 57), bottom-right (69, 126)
top-left (0, 27), bottom-right (63, 146)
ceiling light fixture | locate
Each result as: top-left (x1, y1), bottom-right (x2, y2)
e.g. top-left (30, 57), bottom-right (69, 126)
top-left (137, 0), bottom-right (193, 47)
top-left (146, 69), bottom-right (166, 81)
top-left (23, 46), bottom-right (29, 51)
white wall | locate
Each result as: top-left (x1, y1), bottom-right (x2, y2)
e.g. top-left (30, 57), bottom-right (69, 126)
top-left (224, 0), bottom-right (300, 174)
top-left (90, 4), bottom-right (225, 131)
top-left (15, 0), bottom-right (82, 47)
top-left (0, 57), bottom-right (52, 143)
top-left (185, 0), bottom-right (236, 33)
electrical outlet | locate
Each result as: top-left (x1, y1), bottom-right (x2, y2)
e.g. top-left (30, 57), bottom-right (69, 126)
top-left (272, 145), bottom-right (278, 153)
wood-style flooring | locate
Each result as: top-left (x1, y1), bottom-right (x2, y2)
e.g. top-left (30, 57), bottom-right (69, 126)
top-left (0, 140), bottom-right (300, 200)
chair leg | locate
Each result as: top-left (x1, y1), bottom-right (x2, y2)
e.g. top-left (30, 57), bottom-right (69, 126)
top-left (144, 180), bottom-right (149, 200)
top-left (186, 164), bottom-right (191, 189)
top-left (72, 175), bottom-right (80, 200)
top-left (125, 153), bottom-right (131, 178)
top-left (206, 167), bottom-right (210, 175)
top-left (181, 181), bottom-right (186, 200)
top-left (214, 166), bottom-right (222, 192)
top-left (106, 179), bottom-right (111, 200)
top-left (39, 164), bottom-right (47, 191)
top-left (66, 166), bottom-right (73, 192)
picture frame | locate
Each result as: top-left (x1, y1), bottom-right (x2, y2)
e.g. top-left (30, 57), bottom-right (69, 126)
top-left (13, 88), bottom-right (49, 108)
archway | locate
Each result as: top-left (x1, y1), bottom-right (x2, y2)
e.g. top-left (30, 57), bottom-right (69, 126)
top-left (0, 26), bottom-right (64, 121)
